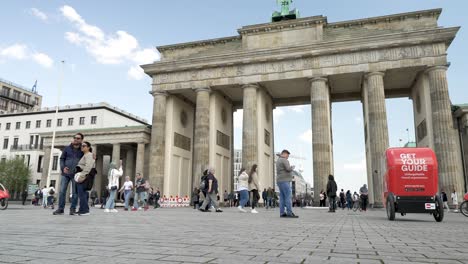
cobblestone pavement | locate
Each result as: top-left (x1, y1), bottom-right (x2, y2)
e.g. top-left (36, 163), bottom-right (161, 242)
top-left (1, 204), bottom-right (467, 264)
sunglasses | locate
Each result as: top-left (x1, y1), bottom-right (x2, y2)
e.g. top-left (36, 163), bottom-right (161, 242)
top-left (81, 144), bottom-right (88, 148)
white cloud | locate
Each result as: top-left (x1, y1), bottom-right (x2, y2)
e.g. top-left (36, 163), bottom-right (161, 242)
top-left (32, 53), bottom-right (53, 68)
top-left (0, 44), bottom-right (28, 59)
top-left (300, 129), bottom-right (312, 144)
top-left (60, 5), bottom-right (160, 79)
top-left (0, 44), bottom-right (53, 69)
top-left (233, 109), bottom-right (243, 129)
top-left (288, 105), bottom-right (306, 113)
top-left (30, 8), bottom-right (48, 21)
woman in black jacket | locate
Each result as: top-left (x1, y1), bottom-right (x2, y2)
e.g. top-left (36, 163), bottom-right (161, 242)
top-left (326, 175), bottom-right (337, 213)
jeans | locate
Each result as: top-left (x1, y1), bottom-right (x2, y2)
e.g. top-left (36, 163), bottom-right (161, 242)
top-left (76, 183), bottom-right (89, 213)
top-left (42, 196), bottom-right (48, 207)
top-left (361, 195), bottom-right (368, 211)
top-left (239, 190), bottom-right (249, 208)
top-left (347, 199), bottom-right (353, 209)
top-left (58, 175), bottom-right (77, 210)
top-left (266, 197), bottom-right (273, 209)
top-left (105, 190), bottom-right (117, 209)
top-left (200, 192), bottom-right (219, 210)
top-left (134, 191), bottom-right (147, 209)
top-left (278, 182), bottom-right (293, 216)
top-left (47, 196), bottom-right (54, 207)
top-left (124, 190), bottom-right (131, 209)
top-left (329, 196), bottom-right (336, 211)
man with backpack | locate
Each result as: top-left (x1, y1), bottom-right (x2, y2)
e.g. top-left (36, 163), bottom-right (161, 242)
top-left (199, 167), bottom-right (223, 213)
top-left (132, 173), bottom-right (149, 211)
top-left (326, 175), bottom-right (338, 213)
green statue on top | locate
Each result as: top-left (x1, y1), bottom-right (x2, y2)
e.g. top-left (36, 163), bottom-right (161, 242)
top-left (272, 0), bottom-right (300, 22)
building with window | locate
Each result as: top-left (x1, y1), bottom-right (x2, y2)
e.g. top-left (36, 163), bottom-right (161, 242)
top-left (0, 102), bottom-right (150, 196)
top-left (0, 78), bottom-right (42, 114)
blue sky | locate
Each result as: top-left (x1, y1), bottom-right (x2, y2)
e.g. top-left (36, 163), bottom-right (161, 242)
top-left (1, 0), bottom-right (467, 193)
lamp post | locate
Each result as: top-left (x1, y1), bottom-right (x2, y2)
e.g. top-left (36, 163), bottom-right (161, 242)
top-left (46, 60), bottom-right (65, 187)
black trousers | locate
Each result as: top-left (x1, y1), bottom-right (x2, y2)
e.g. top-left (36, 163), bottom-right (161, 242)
top-left (250, 189), bottom-right (259, 209)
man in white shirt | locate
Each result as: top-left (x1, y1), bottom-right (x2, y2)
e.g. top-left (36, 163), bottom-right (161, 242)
top-left (41, 186), bottom-right (48, 208)
top-left (451, 190), bottom-right (459, 213)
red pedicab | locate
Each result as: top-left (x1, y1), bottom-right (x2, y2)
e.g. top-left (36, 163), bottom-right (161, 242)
top-left (460, 193), bottom-right (468, 217)
top-left (384, 148), bottom-right (443, 222)
top-left (0, 183), bottom-right (10, 210)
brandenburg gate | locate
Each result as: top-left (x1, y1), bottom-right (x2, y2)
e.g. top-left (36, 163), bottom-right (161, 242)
top-left (142, 8), bottom-right (464, 207)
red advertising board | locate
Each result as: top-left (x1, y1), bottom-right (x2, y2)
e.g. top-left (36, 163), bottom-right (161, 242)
top-left (384, 148), bottom-right (438, 198)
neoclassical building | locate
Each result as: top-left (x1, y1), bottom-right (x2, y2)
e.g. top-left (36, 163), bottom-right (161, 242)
top-left (142, 9), bottom-right (464, 206)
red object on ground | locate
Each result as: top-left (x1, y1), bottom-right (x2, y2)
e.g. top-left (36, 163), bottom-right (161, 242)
top-left (384, 147), bottom-right (438, 199)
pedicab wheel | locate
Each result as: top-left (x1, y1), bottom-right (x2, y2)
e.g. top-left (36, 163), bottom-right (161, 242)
top-left (0, 198), bottom-right (8, 210)
top-left (433, 195), bottom-right (444, 222)
top-left (386, 193), bottom-right (395, 221)
top-left (460, 201), bottom-right (468, 217)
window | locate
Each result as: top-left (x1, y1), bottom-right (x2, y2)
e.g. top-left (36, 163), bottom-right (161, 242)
top-left (6, 123), bottom-right (10, 130)
top-left (26, 121), bottom-right (31, 129)
top-left (16, 122), bottom-right (20, 130)
top-left (68, 118), bottom-right (73, 126)
top-left (52, 156), bottom-right (59, 171)
top-left (0, 100), bottom-right (7, 110)
top-left (1, 87), bottom-right (10, 97)
top-left (13, 137), bottom-right (18, 148)
top-left (13, 90), bottom-right (21, 100)
top-left (46, 119), bottom-right (52, 128)
top-left (34, 97), bottom-right (39, 106)
top-left (24, 94), bottom-right (31, 104)
top-left (91, 116), bottom-right (97, 125)
top-left (36, 120), bottom-right (41, 128)
top-left (36, 179), bottom-right (40, 185)
top-left (57, 119), bottom-right (62, 127)
top-left (30, 135), bottom-right (34, 146)
top-left (3, 138), bottom-right (8, 149)
top-left (37, 155), bottom-right (43, 173)
top-left (50, 180), bottom-right (56, 188)
top-left (10, 102), bottom-right (18, 111)
top-left (79, 117), bottom-right (85, 125)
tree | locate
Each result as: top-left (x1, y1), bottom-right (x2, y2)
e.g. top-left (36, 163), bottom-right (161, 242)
top-left (0, 158), bottom-right (31, 199)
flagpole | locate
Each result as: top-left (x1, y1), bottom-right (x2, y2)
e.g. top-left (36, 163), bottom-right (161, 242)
top-left (46, 60), bottom-right (65, 187)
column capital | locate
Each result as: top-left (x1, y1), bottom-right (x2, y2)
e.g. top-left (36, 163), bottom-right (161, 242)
top-left (365, 72), bottom-right (385, 79)
top-left (241, 83), bottom-right (260, 90)
top-left (308, 77), bottom-right (328, 84)
top-left (425, 65), bottom-right (449, 75)
top-left (149, 90), bottom-right (169, 97)
top-left (192, 87), bottom-right (211, 93)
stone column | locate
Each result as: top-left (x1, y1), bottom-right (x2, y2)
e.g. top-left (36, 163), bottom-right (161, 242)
top-left (125, 147), bottom-right (135, 180)
top-left (150, 91), bottom-right (168, 191)
top-left (426, 66), bottom-right (464, 198)
top-left (136, 143), bottom-right (145, 180)
top-left (242, 84), bottom-right (259, 171)
top-left (310, 77), bottom-right (333, 205)
top-left (192, 88), bottom-right (211, 188)
top-left (95, 154), bottom-right (104, 198)
top-left (111, 143), bottom-right (121, 165)
top-left (365, 72), bottom-right (389, 208)
top-left (40, 146), bottom-right (52, 188)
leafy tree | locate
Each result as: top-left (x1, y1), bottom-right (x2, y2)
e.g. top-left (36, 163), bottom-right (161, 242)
top-left (0, 158), bottom-right (31, 198)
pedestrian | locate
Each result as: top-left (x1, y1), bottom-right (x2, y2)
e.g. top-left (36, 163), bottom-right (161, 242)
top-left (119, 176), bottom-right (133, 211)
top-left (100, 188), bottom-right (109, 209)
top-left (451, 189), bottom-right (459, 213)
top-left (346, 190), bottom-right (352, 210)
top-left (21, 189), bottom-right (28, 205)
top-left (237, 168), bottom-right (249, 213)
top-left (266, 187), bottom-right (274, 209)
top-left (326, 175), bottom-right (337, 213)
top-left (199, 167), bottom-right (223, 212)
top-left (234, 192), bottom-right (239, 207)
top-left (132, 173), bottom-right (149, 211)
top-left (47, 184), bottom-right (56, 209)
top-left (359, 184), bottom-right (369, 211)
top-left (227, 191), bottom-right (233, 207)
top-left (90, 189), bottom-right (97, 207)
top-left (104, 161), bottom-right (123, 213)
top-left (34, 188), bottom-right (42, 206)
top-left (273, 189), bottom-right (278, 208)
top-left (53, 133), bottom-right (84, 215)
top-left (441, 190), bottom-right (449, 212)
top-left (248, 164), bottom-right (260, 214)
top-left (276, 150), bottom-right (298, 218)
top-left (223, 190), bottom-right (228, 206)
top-left (339, 189), bottom-right (345, 209)
top-left (262, 188), bottom-right (267, 208)
top-left (192, 188), bottom-right (200, 209)
top-left (74, 141), bottom-right (95, 216)
top-left (41, 186), bottom-right (48, 208)
top-left (154, 187), bottom-right (161, 209)
top-left (319, 190), bottom-right (325, 207)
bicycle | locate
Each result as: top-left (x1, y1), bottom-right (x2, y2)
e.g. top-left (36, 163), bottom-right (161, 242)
top-left (0, 183), bottom-right (10, 210)
top-left (352, 198), bottom-right (362, 212)
top-left (460, 193), bottom-right (468, 217)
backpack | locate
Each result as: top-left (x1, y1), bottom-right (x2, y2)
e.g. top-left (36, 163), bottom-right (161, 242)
top-left (83, 168), bottom-right (97, 191)
top-left (49, 188), bottom-right (55, 195)
top-left (199, 175), bottom-right (208, 191)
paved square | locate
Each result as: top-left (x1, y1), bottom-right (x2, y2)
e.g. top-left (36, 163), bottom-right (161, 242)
top-left (1, 204), bottom-right (468, 264)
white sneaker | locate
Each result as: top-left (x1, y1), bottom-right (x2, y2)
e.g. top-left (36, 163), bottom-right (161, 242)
top-left (104, 209), bottom-right (110, 213)
top-left (251, 209), bottom-right (259, 214)
top-left (238, 206), bottom-right (247, 213)
top-left (111, 209), bottom-right (118, 213)
top-left (138, 207), bottom-right (143, 210)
